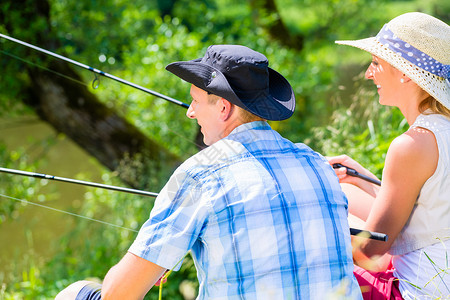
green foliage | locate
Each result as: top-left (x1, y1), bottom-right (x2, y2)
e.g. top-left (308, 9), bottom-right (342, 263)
top-left (0, 143), bottom-right (48, 224)
top-left (0, 144), bottom-right (54, 299)
top-left (0, 246), bottom-right (51, 300)
top-left (0, 41), bottom-right (33, 117)
top-left (1, 0), bottom-right (449, 298)
top-left (308, 80), bottom-right (409, 178)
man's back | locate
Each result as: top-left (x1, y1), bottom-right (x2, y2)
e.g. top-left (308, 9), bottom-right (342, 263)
top-left (129, 121), bottom-right (361, 299)
top-left (56, 45), bottom-right (363, 300)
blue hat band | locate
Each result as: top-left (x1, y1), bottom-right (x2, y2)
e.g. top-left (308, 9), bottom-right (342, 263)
top-left (376, 24), bottom-right (450, 80)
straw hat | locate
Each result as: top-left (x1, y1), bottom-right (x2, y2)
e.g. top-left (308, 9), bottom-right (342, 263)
top-left (336, 12), bottom-right (450, 109)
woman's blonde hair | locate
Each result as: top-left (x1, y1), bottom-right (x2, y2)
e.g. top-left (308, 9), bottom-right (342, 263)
top-left (419, 96), bottom-right (450, 118)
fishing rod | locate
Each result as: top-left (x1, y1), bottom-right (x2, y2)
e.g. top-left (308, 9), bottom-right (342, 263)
top-left (0, 33), bottom-right (189, 109)
top-left (332, 163), bottom-right (382, 186)
top-left (0, 166), bottom-right (388, 241)
top-left (0, 167), bottom-right (157, 197)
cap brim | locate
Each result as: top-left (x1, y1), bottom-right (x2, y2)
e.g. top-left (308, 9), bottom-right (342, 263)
top-left (166, 60), bottom-right (295, 121)
top-left (265, 68), bottom-right (296, 120)
top-left (166, 59), bottom-right (248, 109)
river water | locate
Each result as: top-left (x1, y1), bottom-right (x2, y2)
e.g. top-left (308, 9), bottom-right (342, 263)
top-left (0, 116), bottom-right (103, 283)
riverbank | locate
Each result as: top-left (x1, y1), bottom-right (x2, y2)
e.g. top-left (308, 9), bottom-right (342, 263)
top-left (0, 116), bottom-right (103, 284)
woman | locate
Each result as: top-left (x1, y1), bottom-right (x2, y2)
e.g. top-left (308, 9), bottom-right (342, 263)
top-left (328, 12), bottom-right (450, 300)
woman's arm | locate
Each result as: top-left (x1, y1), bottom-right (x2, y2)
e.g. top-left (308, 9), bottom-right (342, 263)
top-left (358, 127), bottom-right (438, 257)
top-left (341, 183), bottom-right (376, 222)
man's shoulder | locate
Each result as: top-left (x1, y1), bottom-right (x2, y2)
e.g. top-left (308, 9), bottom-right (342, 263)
top-left (178, 129), bottom-right (328, 179)
top-left (294, 142), bottom-right (326, 159)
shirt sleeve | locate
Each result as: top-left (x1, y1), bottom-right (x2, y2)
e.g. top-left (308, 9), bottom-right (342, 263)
top-left (128, 167), bottom-right (208, 270)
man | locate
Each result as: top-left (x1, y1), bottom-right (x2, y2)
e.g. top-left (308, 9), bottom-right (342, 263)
top-left (57, 45), bottom-right (361, 299)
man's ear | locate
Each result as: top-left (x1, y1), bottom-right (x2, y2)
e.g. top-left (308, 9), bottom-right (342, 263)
top-left (218, 98), bottom-right (234, 121)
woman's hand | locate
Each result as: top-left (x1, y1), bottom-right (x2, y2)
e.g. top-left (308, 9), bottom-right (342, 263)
top-left (328, 155), bottom-right (364, 182)
top-left (327, 155), bottom-right (380, 197)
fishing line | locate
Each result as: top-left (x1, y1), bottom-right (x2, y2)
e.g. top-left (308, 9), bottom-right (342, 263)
top-left (0, 117), bottom-right (40, 130)
top-left (0, 49), bottom-right (89, 87)
top-left (0, 192), bottom-right (182, 300)
top-left (0, 193), bottom-right (138, 233)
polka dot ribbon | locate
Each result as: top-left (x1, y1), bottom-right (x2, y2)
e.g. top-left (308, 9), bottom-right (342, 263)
top-left (376, 24), bottom-right (450, 80)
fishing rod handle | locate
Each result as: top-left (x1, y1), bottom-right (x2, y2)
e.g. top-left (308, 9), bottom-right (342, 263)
top-left (350, 228), bottom-right (388, 242)
top-left (332, 163), bottom-right (381, 186)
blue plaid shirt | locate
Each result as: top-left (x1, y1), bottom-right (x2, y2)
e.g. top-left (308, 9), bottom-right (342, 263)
top-left (129, 121), bottom-right (362, 299)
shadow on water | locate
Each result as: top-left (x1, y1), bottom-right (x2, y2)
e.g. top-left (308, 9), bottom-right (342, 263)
top-left (0, 116), bottom-right (104, 283)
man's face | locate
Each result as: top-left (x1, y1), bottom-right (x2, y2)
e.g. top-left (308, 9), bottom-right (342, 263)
top-left (186, 85), bottom-right (224, 146)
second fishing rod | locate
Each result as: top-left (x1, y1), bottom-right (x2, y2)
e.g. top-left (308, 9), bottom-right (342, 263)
top-left (0, 166), bottom-right (387, 242)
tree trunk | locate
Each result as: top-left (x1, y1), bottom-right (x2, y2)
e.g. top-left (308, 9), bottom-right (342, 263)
top-left (26, 61), bottom-right (180, 189)
top-left (156, 0), bottom-right (178, 17)
top-left (249, 0), bottom-right (304, 50)
top-left (1, 0), bottom-right (181, 190)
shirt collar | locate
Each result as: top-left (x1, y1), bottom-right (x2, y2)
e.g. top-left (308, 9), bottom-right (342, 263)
top-left (227, 121), bottom-right (270, 137)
